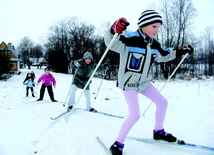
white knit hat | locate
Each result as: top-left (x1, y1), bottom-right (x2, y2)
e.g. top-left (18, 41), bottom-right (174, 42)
top-left (137, 10), bottom-right (162, 28)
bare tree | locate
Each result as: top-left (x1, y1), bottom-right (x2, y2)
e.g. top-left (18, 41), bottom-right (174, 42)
top-left (66, 17), bottom-right (95, 60)
top-left (159, 0), bottom-right (177, 47)
top-left (157, 0), bottom-right (197, 79)
top-left (17, 37), bottom-right (34, 69)
top-left (44, 17), bottom-right (96, 73)
top-left (172, 0), bottom-right (197, 48)
top-left (44, 21), bottom-right (69, 73)
top-left (30, 45), bottom-right (44, 68)
top-left (204, 26), bottom-right (214, 76)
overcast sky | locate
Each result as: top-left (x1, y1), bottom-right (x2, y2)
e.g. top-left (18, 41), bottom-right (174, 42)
top-left (1, 0), bottom-right (214, 46)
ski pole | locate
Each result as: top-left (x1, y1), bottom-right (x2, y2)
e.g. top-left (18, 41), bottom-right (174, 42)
top-left (64, 33), bottom-right (119, 121)
top-left (142, 53), bottom-right (189, 116)
top-left (63, 77), bottom-right (74, 106)
top-left (94, 72), bottom-right (105, 99)
top-left (62, 63), bottom-right (76, 106)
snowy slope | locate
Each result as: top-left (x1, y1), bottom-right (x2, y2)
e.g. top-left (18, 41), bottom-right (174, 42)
top-left (0, 67), bottom-right (214, 155)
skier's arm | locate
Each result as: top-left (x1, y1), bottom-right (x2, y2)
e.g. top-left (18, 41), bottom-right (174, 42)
top-left (104, 18), bottom-right (130, 54)
top-left (52, 77), bottom-right (56, 87)
top-left (70, 59), bottom-right (82, 70)
top-left (176, 45), bottom-right (194, 57)
top-left (37, 75), bottom-right (44, 85)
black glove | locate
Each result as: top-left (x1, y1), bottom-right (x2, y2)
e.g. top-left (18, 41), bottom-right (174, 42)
top-left (176, 45), bottom-right (194, 57)
top-left (111, 17), bottom-right (130, 35)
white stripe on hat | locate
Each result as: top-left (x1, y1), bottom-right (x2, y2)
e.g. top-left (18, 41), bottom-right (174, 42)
top-left (138, 17), bottom-right (162, 26)
top-left (138, 14), bottom-right (161, 23)
top-left (137, 10), bottom-right (162, 28)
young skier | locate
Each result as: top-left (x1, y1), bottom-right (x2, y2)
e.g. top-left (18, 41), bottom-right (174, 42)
top-left (36, 67), bottom-right (57, 102)
top-left (23, 70), bottom-right (36, 83)
top-left (67, 51), bottom-right (105, 112)
top-left (104, 10), bottom-right (194, 155)
top-left (24, 77), bottom-right (36, 97)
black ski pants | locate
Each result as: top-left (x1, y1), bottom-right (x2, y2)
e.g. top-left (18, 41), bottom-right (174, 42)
top-left (26, 87), bottom-right (34, 96)
top-left (39, 84), bottom-right (55, 101)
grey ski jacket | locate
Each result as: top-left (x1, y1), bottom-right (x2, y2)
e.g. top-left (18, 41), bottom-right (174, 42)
top-left (70, 59), bottom-right (107, 90)
top-left (104, 28), bottom-right (176, 91)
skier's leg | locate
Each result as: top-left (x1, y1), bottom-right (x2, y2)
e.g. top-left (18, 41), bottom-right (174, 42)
top-left (47, 85), bottom-right (54, 101)
top-left (30, 87), bottom-right (35, 97)
top-left (140, 84), bottom-right (168, 130)
top-left (84, 89), bottom-right (91, 111)
top-left (26, 87), bottom-right (29, 96)
top-left (116, 90), bottom-right (140, 143)
top-left (141, 84), bottom-right (177, 142)
top-left (67, 84), bottom-right (78, 107)
top-left (39, 84), bottom-right (46, 100)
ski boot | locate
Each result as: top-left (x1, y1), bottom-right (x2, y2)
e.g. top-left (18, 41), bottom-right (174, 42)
top-left (153, 129), bottom-right (176, 142)
top-left (109, 141), bottom-right (124, 155)
top-left (89, 108), bottom-right (97, 112)
top-left (67, 105), bottom-right (73, 111)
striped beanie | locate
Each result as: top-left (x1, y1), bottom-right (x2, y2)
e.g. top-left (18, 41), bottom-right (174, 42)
top-left (137, 10), bottom-right (162, 28)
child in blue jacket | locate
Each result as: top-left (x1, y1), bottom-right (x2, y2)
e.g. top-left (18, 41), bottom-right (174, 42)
top-left (24, 78), bottom-right (36, 97)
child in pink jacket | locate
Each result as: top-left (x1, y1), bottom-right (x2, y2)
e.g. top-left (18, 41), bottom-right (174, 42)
top-left (37, 67), bottom-right (57, 102)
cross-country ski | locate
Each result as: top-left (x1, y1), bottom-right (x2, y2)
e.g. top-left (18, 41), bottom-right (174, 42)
top-left (127, 137), bottom-right (214, 152)
top-left (51, 108), bottom-right (125, 120)
top-left (97, 137), bottom-right (112, 154)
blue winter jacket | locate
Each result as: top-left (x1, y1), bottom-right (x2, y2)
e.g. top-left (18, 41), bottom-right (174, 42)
top-left (24, 80), bottom-right (36, 88)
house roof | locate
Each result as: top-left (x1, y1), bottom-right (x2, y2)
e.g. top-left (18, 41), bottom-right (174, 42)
top-left (10, 58), bottom-right (20, 61)
top-left (0, 41), bottom-right (19, 58)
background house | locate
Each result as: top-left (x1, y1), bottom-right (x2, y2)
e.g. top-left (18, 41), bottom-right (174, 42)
top-left (0, 41), bottom-right (20, 75)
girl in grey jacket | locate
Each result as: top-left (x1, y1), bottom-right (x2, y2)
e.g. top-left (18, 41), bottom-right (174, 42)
top-left (105, 10), bottom-right (194, 155)
top-left (24, 78), bottom-right (36, 97)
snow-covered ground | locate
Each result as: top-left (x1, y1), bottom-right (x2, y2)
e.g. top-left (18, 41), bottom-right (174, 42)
top-left (0, 66), bottom-right (214, 155)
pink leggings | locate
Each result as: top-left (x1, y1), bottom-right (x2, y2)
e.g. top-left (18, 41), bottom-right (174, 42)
top-left (116, 84), bottom-right (168, 144)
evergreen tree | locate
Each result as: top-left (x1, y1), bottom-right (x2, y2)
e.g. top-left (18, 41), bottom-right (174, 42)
top-left (0, 51), bottom-right (11, 77)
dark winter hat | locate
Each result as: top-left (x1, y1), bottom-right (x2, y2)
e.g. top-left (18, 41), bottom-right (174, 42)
top-left (44, 68), bottom-right (50, 72)
top-left (137, 10), bottom-right (162, 28)
top-left (83, 51), bottom-right (93, 60)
